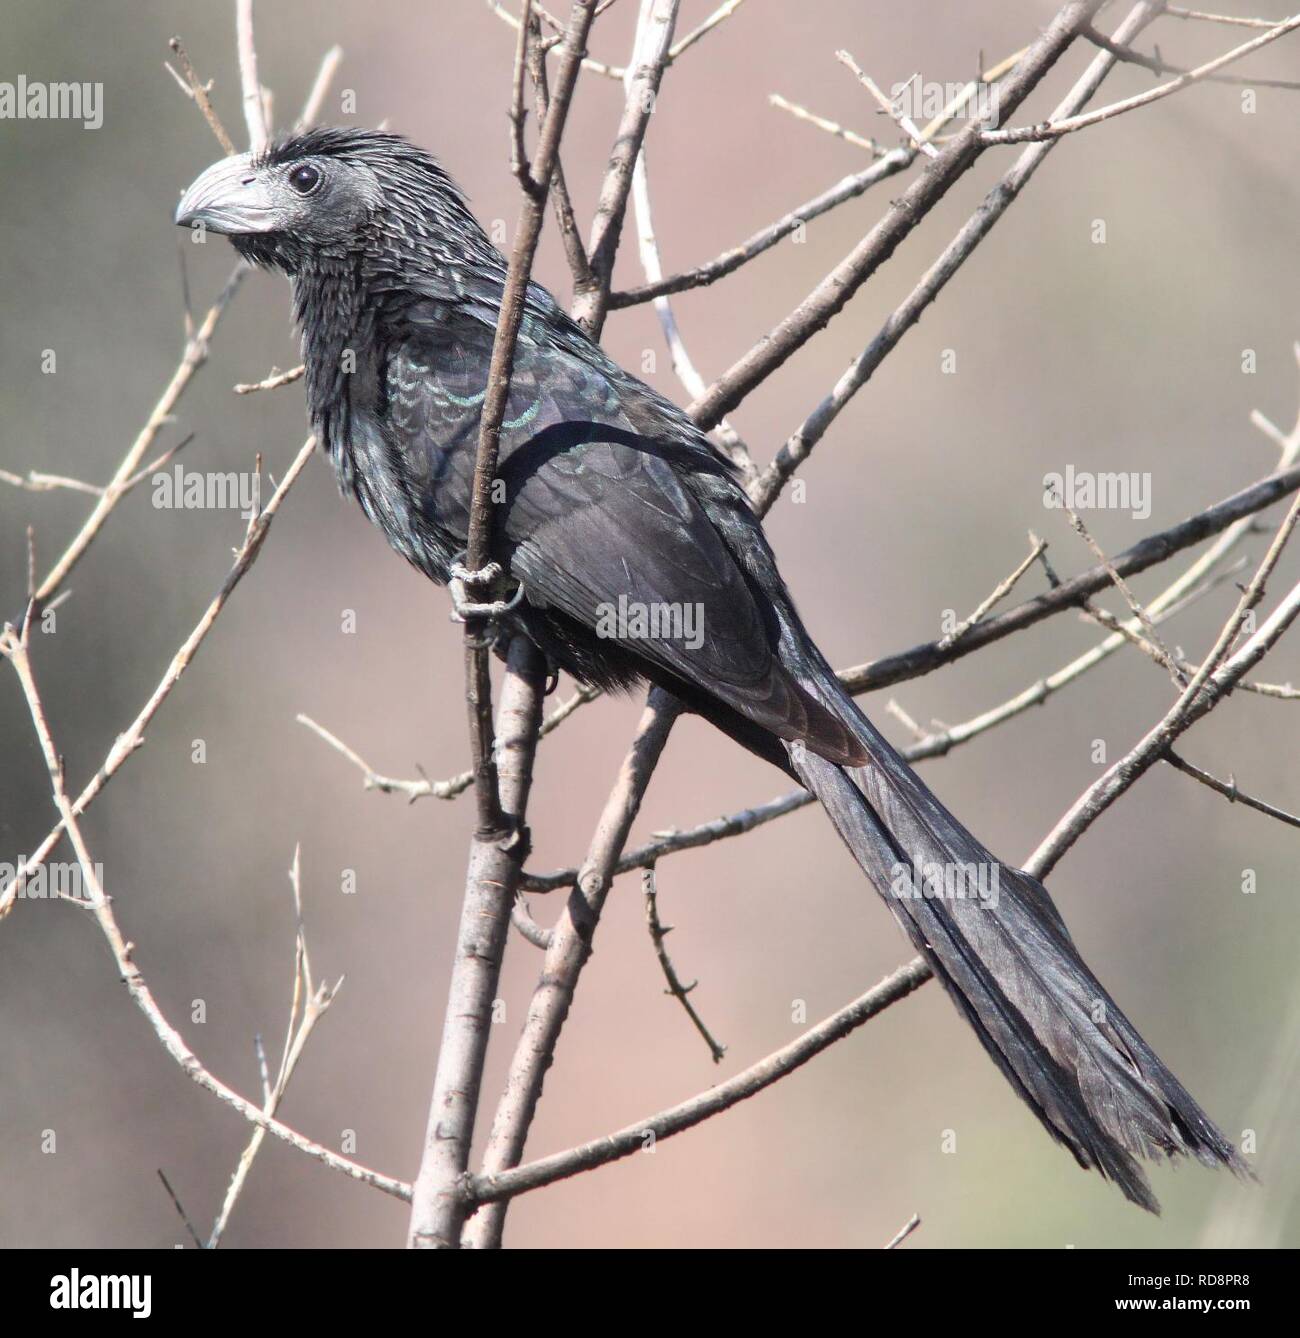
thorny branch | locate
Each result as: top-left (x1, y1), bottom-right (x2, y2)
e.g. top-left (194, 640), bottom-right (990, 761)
top-left (643, 865), bottom-right (727, 1063)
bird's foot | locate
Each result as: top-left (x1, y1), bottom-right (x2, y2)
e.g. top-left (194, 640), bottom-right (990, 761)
top-left (447, 557), bottom-right (526, 624)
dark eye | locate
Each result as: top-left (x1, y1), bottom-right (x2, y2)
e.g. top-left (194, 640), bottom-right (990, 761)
top-left (288, 163), bottom-right (321, 195)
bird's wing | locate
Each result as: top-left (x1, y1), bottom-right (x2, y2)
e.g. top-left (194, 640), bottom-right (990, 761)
top-left (383, 301), bottom-right (847, 748)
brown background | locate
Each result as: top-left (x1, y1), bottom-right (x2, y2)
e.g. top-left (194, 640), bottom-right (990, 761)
top-left (1, 0), bottom-right (1297, 1248)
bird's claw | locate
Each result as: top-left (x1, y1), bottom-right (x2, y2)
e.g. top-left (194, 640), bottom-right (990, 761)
top-left (448, 558), bottom-right (526, 623)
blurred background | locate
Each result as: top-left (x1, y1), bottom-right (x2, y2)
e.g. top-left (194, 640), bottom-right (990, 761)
top-left (1, 0), bottom-right (1297, 1249)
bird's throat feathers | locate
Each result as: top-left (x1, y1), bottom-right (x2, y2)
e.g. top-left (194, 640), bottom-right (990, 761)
top-left (247, 129), bottom-right (501, 453)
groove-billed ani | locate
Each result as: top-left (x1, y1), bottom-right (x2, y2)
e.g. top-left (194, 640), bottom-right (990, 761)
top-left (176, 128), bottom-right (1244, 1211)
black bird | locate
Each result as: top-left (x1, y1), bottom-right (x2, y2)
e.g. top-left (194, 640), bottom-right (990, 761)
top-left (177, 128), bottom-right (1244, 1211)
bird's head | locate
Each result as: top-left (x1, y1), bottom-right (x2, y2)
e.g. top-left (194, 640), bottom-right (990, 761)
top-left (174, 127), bottom-right (479, 275)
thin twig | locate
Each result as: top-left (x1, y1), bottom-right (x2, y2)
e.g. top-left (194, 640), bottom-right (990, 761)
top-left (1163, 751), bottom-right (1300, 830)
top-left (30, 264), bottom-right (248, 607)
top-left (466, 958), bottom-right (933, 1208)
top-left (295, 686), bottom-right (597, 805)
top-left (572, 0), bottom-right (681, 336)
top-left (488, 0), bottom-right (745, 79)
top-left (643, 867), bottom-right (726, 1062)
top-left (235, 0), bottom-right (271, 153)
top-left (1, 469), bottom-right (104, 497)
top-left (511, 895), bottom-right (553, 949)
top-left (610, 43), bottom-right (1029, 311)
top-left (768, 93), bottom-right (883, 154)
top-left (608, 149), bottom-right (912, 308)
top-left (937, 535), bottom-right (1047, 651)
top-left (0, 619), bottom-right (406, 1202)
top-left (2, 438), bottom-right (317, 918)
top-left (295, 714), bottom-right (471, 802)
top-left (207, 845), bottom-right (343, 1247)
top-left (509, 0), bottom-right (536, 185)
top-left (837, 57), bottom-right (939, 158)
top-left (157, 1169), bottom-right (204, 1249)
top-left (628, 145), bottom-right (755, 479)
top-left (685, 0), bottom-right (1109, 433)
top-left (1164, 6), bottom-right (1276, 27)
top-left (526, 30), bottom-right (592, 286)
top-left (885, 1212), bottom-right (922, 1249)
top-left (984, 14), bottom-right (1300, 145)
top-left (839, 458), bottom-right (1300, 694)
top-left (296, 44), bottom-right (344, 128)
top-left (167, 38), bottom-right (237, 154)
top-left (749, 0), bottom-right (1166, 514)
top-left (1081, 22), bottom-right (1300, 89)
top-left (1028, 486), bottom-right (1300, 877)
top-left (522, 787), bottom-right (811, 891)
top-left (234, 364), bottom-right (304, 395)
top-left (667, 0), bottom-right (747, 61)
top-left (1059, 503), bottom-right (1185, 685)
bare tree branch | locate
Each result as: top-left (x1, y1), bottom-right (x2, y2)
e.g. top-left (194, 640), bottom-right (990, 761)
top-left (462, 694), bottom-right (678, 1247)
top-left (1163, 751), bottom-right (1300, 831)
top-left (767, 92), bottom-right (883, 154)
top-left (466, 957), bottom-right (932, 1208)
top-left (0, 611), bottom-right (407, 1203)
top-left (1028, 486), bottom-right (1300, 877)
top-left (207, 845), bottom-right (343, 1247)
top-left (457, 0), bottom-right (597, 841)
top-left (938, 535), bottom-right (1048, 652)
top-left (1081, 22), bottom-right (1300, 89)
top-left (28, 264), bottom-right (248, 606)
top-left (407, 635), bottom-right (548, 1247)
top-left (1165, 7), bottom-right (1279, 28)
top-left (2, 438), bottom-right (317, 918)
top-left (840, 459), bottom-right (1300, 694)
top-left (749, 0), bottom-right (1165, 515)
top-left (235, 0), bottom-right (271, 153)
top-left (984, 14), bottom-right (1300, 146)
top-left (643, 866), bottom-right (726, 1062)
top-left (885, 1212), bottom-right (922, 1249)
top-left (166, 37), bottom-right (237, 154)
top-left (296, 44), bottom-right (343, 128)
top-left (296, 683), bottom-right (598, 805)
top-left (408, 7), bottom-right (599, 1251)
top-left (572, 0), bottom-right (680, 335)
top-left (685, 0), bottom-right (1109, 432)
top-left (611, 43), bottom-right (1031, 311)
top-left (233, 364), bottom-right (304, 394)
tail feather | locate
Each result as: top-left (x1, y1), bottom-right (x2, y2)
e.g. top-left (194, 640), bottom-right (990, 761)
top-left (788, 710), bottom-right (1246, 1212)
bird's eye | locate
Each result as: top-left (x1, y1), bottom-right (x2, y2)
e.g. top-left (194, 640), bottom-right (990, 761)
top-left (288, 163), bottom-right (321, 195)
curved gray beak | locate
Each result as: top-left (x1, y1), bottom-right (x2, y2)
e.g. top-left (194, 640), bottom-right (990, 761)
top-left (175, 153), bottom-right (277, 233)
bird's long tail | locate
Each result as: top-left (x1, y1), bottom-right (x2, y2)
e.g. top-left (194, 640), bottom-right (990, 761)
top-left (786, 703), bottom-right (1245, 1211)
